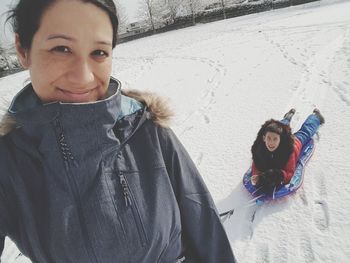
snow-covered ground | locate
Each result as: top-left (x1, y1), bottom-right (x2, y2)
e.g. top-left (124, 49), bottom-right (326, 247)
top-left (1, 0), bottom-right (350, 262)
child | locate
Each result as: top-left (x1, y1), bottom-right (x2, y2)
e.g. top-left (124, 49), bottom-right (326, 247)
top-left (251, 109), bottom-right (325, 194)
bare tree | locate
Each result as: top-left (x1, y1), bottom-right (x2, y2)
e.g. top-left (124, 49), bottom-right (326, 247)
top-left (138, 0), bottom-right (173, 32)
top-left (166, 0), bottom-right (184, 22)
top-left (0, 42), bottom-right (10, 71)
top-left (114, 1), bottom-right (129, 34)
top-left (220, 0), bottom-right (227, 19)
top-left (187, 0), bottom-right (201, 25)
top-left (141, 0), bottom-right (156, 33)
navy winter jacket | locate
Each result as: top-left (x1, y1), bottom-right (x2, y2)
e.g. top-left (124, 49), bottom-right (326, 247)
top-left (0, 78), bottom-right (236, 263)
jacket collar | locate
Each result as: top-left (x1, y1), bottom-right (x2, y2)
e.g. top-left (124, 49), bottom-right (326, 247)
top-left (9, 77), bottom-right (132, 124)
top-left (1, 79), bottom-right (146, 163)
top-left (0, 77), bottom-right (173, 137)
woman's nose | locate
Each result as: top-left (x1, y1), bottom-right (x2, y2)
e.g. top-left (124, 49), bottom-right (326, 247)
top-left (66, 57), bottom-right (94, 85)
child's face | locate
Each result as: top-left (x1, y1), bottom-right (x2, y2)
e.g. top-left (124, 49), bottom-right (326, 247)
top-left (263, 131), bottom-right (281, 152)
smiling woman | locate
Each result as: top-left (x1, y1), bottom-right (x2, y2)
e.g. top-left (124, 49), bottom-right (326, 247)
top-left (14, 0), bottom-right (114, 103)
top-left (0, 0), bottom-right (236, 263)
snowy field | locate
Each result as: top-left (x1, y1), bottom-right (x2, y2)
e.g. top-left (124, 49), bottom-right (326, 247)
top-left (1, 0), bottom-right (350, 262)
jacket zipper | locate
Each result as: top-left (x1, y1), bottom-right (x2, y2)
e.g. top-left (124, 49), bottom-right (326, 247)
top-left (54, 119), bottom-right (98, 263)
top-left (118, 172), bottom-right (147, 246)
top-left (119, 173), bottom-right (132, 207)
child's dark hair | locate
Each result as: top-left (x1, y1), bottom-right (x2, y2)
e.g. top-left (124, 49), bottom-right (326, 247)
top-left (264, 122), bottom-right (283, 135)
top-left (251, 119), bottom-right (294, 171)
top-left (5, 0), bottom-right (119, 50)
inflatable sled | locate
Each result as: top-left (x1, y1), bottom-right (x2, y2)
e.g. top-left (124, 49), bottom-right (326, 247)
top-left (243, 139), bottom-right (315, 203)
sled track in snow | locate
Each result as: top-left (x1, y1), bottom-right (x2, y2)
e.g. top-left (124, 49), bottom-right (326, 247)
top-left (286, 28), bottom-right (347, 126)
top-left (262, 20), bottom-right (350, 120)
top-left (328, 28), bottom-right (350, 106)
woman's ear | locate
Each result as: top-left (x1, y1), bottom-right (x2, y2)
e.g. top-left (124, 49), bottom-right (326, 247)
top-left (15, 34), bottom-right (30, 69)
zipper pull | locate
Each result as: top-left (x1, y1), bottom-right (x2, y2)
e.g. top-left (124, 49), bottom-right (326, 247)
top-left (54, 118), bottom-right (76, 168)
top-left (176, 256), bottom-right (186, 263)
top-left (119, 173), bottom-right (132, 207)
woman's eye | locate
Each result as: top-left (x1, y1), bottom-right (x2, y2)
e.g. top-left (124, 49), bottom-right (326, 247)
top-left (51, 46), bottom-right (71, 53)
top-left (92, 50), bottom-right (109, 57)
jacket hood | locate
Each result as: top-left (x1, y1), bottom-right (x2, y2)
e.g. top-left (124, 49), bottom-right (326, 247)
top-left (0, 78), bottom-right (173, 137)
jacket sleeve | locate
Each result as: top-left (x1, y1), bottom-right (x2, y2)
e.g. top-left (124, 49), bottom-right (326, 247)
top-left (281, 137), bottom-right (303, 184)
top-left (0, 152), bottom-right (12, 261)
top-left (281, 154), bottom-right (297, 184)
top-left (0, 185), bottom-right (9, 261)
top-left (252, 162), bottom-right (262, 176)
top-left (158, 127), bottom-right (236, 263)
top-left (0, 236), bottom-right (4, 262)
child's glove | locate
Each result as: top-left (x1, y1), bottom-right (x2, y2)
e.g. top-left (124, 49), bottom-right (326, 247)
top-left (256, 169), bottom-right (284, 195)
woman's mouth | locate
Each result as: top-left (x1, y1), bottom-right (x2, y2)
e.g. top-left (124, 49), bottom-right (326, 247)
top-left (57, 87), bottom-right (96, 102)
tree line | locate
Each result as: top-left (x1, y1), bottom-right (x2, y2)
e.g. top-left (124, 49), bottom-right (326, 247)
top-left (137, 0), bottom-right (233, 33)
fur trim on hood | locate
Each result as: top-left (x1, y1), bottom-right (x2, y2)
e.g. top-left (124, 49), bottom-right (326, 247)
top-left (0, 109), bottom-right (16, 137)
top-left (121, 89), bottom-right (173, 128)
top-left (0, 89), bottom-right (173, 137)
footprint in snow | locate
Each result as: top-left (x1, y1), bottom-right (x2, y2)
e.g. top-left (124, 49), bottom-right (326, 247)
top-left (299, 233), bottom-right (316, 263)
top-left (196, 152), bottom-right (204, 166)
top-left (316, 171), bottom-right (327, 198)
top-left (256, 243), bottom-right (270, 263)
top-left (313, 200), bottom-right (330, 231)
top-left (298, 188), bottom-right (309, 206)
top-left (203, 115), bottom-right (210, 124)
top-left (180, 125), bottom-right (193, 135)
top-left (273, 238), bottom-right (289, 263)
top-left (207, 78), bottom-right (213, 83)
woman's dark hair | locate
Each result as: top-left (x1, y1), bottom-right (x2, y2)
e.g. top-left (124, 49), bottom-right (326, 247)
top-left (5, 0), bottom-right (119, 50)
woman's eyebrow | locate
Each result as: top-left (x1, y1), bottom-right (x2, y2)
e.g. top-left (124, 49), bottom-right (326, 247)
top-left (47, 34), bottom-right (76, 41)
top-left (95, 40), bottom-right (112, 46)
top-left (46, 34), bottom-right (112, 46)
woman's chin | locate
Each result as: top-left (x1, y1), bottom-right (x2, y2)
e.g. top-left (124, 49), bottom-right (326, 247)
top-left (56, 88), bottom-right (99, 103)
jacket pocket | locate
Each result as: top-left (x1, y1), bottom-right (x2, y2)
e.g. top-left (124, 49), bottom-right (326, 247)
top-left (119, 171), bottom-right (148, 246)
top-left (104, 170), bottom-right (148, 252)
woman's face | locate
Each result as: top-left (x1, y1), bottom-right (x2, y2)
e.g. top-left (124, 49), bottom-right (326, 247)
top-left (16, 0), bottom-right (113, 103)
top-left (263, 131), bottom-right (281, 152)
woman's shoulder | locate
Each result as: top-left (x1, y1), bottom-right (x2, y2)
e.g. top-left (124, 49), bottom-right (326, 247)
top-left (120, 88), bottom-right (180, 148)
top-left (122, 89), bottom-right (173, 128)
